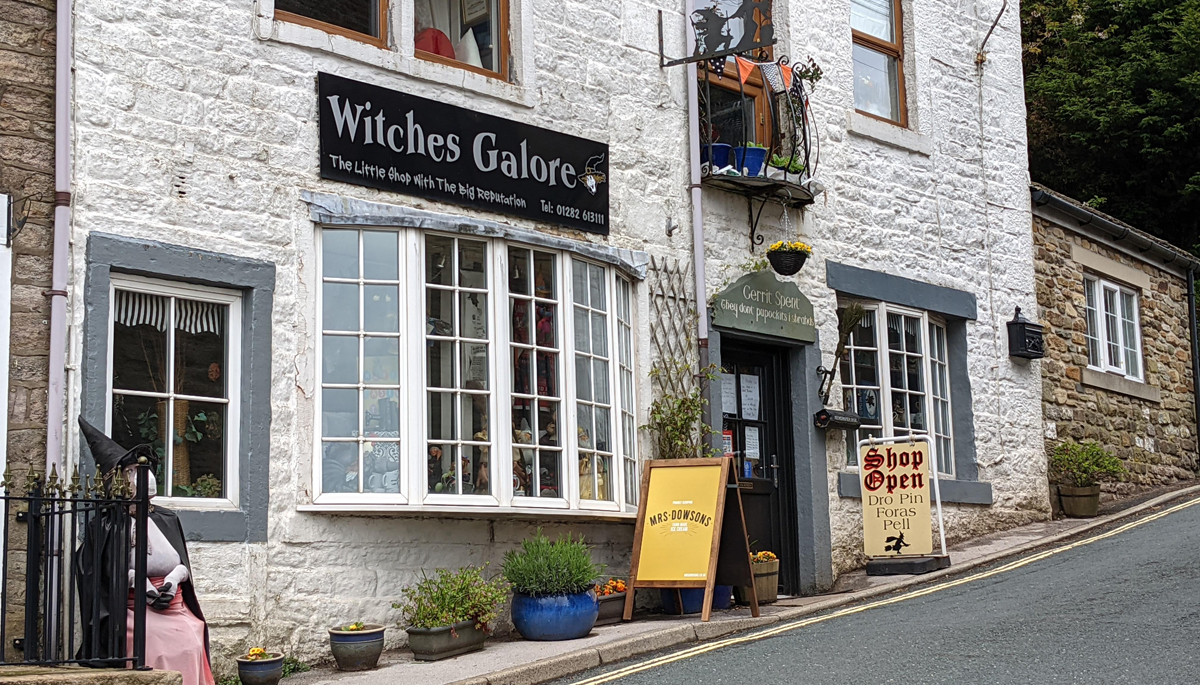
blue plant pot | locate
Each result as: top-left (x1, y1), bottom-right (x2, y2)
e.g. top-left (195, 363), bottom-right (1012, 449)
top-left (701, 143), bottom-right (733, 170)
top-left (660, 586), bottom-right (733, 615)
top-left (329, 624), bottom-right (386, 671)
top-left (510, 590), bottom-right (599, 641)
top-left (732, 147), bottom-right (768, 177)
top-left (237, 653), bottom-right (284, 685)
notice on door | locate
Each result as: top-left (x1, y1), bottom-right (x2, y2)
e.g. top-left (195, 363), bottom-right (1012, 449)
top-left (858, 440), bottom-right (933, 556)
top-left (719, 373), bottom-right (737, 416)
top-left (634, 464), bottom-right (724, 580)
top-left (740, 375), bottom-right (760, 421)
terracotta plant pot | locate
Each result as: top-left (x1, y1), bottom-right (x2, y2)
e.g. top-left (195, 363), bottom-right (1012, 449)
top-left (329, 624), bottom-right (386, 671)
top-left (736, 559), bottom-right (779, 605)
top-left (1058, 484), bottom-right (1101, 518)
top-left (595, 592), bottom-right (626, 626)
top-left (767, 250), bottom-right (808, 276)
top-left (407, 620), bottom-right (489, 661)
top-left (236, 652), bottom-right (284, 685)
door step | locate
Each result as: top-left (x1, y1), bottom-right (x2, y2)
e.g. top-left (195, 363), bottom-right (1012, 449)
top-left (865, 555), bottom-right (951, 576)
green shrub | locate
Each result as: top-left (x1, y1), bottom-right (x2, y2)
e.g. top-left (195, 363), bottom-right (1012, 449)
top-left (1049, 441), bottom-right (1126, 487)
top-left (281, 656), bottom-right (310, 677)
top-left (393, 565), bottom-right (509, 631)
top-left (502, 531), bottom-right (604, 597)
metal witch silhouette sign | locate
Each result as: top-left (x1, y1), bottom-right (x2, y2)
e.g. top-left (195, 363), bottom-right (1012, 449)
top-left (691, 0), bottom-right (774, 60)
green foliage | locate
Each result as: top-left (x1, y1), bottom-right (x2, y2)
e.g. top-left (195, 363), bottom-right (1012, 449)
top-left (1048, 440), bottom-right (1127, 487)
top-left (502, 531), bottom-right (604, 597)
top-left (217, 677), bottom-right (240, 685)
top-left (743, 142), bottom-right (768, 149)
top-left (393, 565), bottom-right (509, 630)
top-left (282, 656), bottom-right (311, 677)
top-left (644, 361), bottom-right (721, 460)
top-left (768, 154), bottom-right (805, 173)
top-left (1022, 0), bottom-right (1200, 251)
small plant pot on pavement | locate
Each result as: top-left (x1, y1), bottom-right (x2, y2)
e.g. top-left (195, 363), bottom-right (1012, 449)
top-left (510, 590), bottom-right (599, 640)
top-left (236, 653), bottom-right (284, 685)
top-left (660, 586), bottom-right (733, 615)
top-left (736, 559), bottom-right (779, 605)
top-left (407, 620), bottom-right (489, 661)
top-left (595, 592), bottom-right (626, 626)
top-left (1058, 484), bottom-right (1101, 518)
top-left (329, 624), bottom-right (386, 671)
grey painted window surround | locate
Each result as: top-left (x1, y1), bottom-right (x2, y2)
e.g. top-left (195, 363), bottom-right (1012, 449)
top-left (81, 233), bottom-right (275, 542)
top-left (826, 260), bottom-right (993, 505)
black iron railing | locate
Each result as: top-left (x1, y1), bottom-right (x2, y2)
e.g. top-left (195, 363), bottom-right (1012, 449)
top-left (0, 463), bottom-right (150, 667)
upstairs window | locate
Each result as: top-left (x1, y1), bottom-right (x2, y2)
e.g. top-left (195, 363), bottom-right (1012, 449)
top-left (1084, 276), bottom-right (1142, 382)
top-left (415, 0), bottom-right (509, 78)
top-left (276, 0), bottom-right (387, 46)
top-left (850, 0), bottom-right (906, 125)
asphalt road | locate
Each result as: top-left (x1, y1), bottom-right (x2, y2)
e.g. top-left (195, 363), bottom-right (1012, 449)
top-left (564, 496), bottom-right (1200, 685)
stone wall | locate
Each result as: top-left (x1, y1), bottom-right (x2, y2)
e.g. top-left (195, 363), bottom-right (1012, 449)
top-left (0, 0), bottom-right (55, 661)
top-left (1034, 215), bottom-right (1198, 495)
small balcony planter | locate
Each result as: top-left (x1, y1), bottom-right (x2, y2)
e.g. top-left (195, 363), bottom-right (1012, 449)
top-left (503, 531), bottom-right (604, 641)
top-left (660, 586), bottom-right (733, 615)
top-left (765, 240), bottom-right (813, 276)
top-left (329, 623), bottom-right (386, 671)
top-left (732, 145), bottom-right (768, 177)
top-left (407, 620), bottom-right (490, 661)
top-left (237, 650), bottom-right (283, 685)
top-left (701, 143), bottom-right (733, 171)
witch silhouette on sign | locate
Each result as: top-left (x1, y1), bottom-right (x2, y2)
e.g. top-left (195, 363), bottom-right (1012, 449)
top-left (883, 531), bottom-right (910, 554)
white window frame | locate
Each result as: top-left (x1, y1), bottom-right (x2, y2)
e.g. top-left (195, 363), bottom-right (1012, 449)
top-left (1084, 276), bottom-right (1143, 383)
top-left (312, 228), bottom-right (640, 514)
top-left (841, 301), bottom-right (953, 477)
top-left (105, 274), bottom-right (243, 511)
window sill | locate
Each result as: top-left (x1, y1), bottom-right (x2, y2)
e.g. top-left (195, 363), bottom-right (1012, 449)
top-left (836, 471), bottom-right (993, 505)
top-left (297, 503), bottom-right (637, 522)
top-left (1081, 367), bottom-right (1160, 403)
top-left (259, 14), bottom-right (534, 108)
top-left (845, 110), bottom-right (932, 156)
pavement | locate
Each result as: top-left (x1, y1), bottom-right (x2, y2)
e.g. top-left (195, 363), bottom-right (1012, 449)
top-left (291, 483), bottom-right (1200, 685)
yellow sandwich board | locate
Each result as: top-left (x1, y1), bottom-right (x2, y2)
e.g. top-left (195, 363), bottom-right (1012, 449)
top-left (858, 438), bottom-right (935, 556)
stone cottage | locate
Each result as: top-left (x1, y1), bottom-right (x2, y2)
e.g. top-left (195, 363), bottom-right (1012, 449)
top-left (8, 0), bottom-right (1050, 673)
top-left (1032, 184), bottom-right (1200, 500)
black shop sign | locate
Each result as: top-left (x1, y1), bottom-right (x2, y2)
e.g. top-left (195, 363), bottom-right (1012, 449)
top-left (317, 73), bottom-right (609, 235)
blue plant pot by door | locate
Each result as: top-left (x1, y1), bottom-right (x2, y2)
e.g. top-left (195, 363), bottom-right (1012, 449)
top-left (660, 586), bottom-right (733, 615)
top-left (732, 147), bottom-right (768, 177)
top-left (511, 590), bottom-right (599, 641)
top-left (701, 143), bottom-right (733, 170)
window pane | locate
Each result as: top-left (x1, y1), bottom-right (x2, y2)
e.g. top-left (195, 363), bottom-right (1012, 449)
top-left (591, 312), bottom-right (608, 356)
top-left (594, 406), bottom-right (611, 452)
top-left (323, 335), bottom-right (359, 385)
top-left (426, 235), bottom-right (454, 285)
top-left (362, 231), bottom-right (399, 280)
top-left (537, 352), bottom-right (558, 397)
top-left (509, 247), bottom-right (531, 295)
top-left (1103, 287), bottom-right (1122, 368)
top-left (428, 341), bottom-right (455, 388)
top-left (364, 441), bottom-right (400, 493)
top-left (458, 240), bottom-right (488, 289)
top-left (463, 444), bottom-right (490, 496)
top-left (323, 283), bottom-right (359, 331)
top-left (856, 388), bottom-right (880, 423)
top-left (572, 260), bottom-right (588, 305)
top-left (277, 0), bottom-right (379, 37)
top-left (512, 348), bottom-right (532, 394)
top-left (854, 350), bottom-right (877, 386)
top-left (596, 455), bottom-right (613, 500)
top-left (428, 392), bottom-right (456, 440)
top-left (887, 312), bottom-right (902, 350)
top-left (904, 316), bottom-right (921, 353)
top-left (891, 391), bottom-right (908, 428)
top-left (593, 359), bottom-right (610, 404)
top-left (539, 401), bottom-right (560, 446)
top-left (363, 337), bottom-right (399, 385)
top-left (323, 388), bottom-right (358, 438)
top-left (427, 444), bottom-right (454, 493)
top-left (578, 404), bottom-right (595, 449)
top-left (1121, 291), bottom-right (1139, 378)
top-left (853, 309), bottom-right (876, 347)
top-left (534, 252), bottom-right (556, 299)
top-left (460, 292), bottom-right (489, 339)
top-left (574, 307), bottom-right (591, 352)
top-left (890, 352), bottom-right (905, 389)
top-left (322, 229), bottom-right (358, 279)
top-left (906, 356), bottom-right (922, 392)
top-left (415, 0), bottom-right (503, 73)
top-left (537, 450), bottom-right (562, 497)
top-left (589, 265), bottom-right (606, 310)
top-left (1084, 279), bottom-right (1101, 367)
top-left (173, 300), bottom-right (229, 399)
top-left (575, 355), bottom-right (593, 401)
top-left (512, 299), bottom-right (531, 344)
top-left (535, 303), bottom-right (557, 348)
top-left (850, 0), bottom-right (894, 41)
top-left (109, 393), bottom-right (167, 488)
top-left (462, 394), bottom-right (489, 441)
top-left (853, 44), bottom-right (899, 122)
top-left (364, 389), bottom-right (400, 433)
top-left (112, 291), bottom-right (169, 393)
top-left (427, 289), bottom-right (454, 336)
top-left (908, 394), bottom-right (925, 431)
top-left (707, 84), bottom-right (757, 149)
top-left (462, 342), bottom-right (490, 390)
top-left (364, 285), bottom-right (400, 332)
top-left (323, 442), bottom-right (360, 494)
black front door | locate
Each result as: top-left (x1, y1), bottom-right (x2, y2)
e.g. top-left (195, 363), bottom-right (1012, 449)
top-left (720, 343), bottom-right (798, 595)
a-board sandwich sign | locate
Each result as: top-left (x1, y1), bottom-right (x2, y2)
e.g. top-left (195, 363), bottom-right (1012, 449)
top-left (858, 439), bottom-right (933, 556)
top-left (317, 72), bottom-right (610, 235)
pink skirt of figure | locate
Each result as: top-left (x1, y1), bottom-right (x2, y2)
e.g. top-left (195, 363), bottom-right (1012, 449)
top-left (126, 578), bottom-right (215, 685)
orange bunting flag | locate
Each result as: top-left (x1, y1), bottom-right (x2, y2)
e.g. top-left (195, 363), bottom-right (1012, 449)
top-left (782, 65), bottom-right (793, 91)
top-left (735, 56), bottom-right (757, 84)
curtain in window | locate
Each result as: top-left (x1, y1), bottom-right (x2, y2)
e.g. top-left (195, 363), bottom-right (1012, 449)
top-left (115, 290), bottom-right (224, 336)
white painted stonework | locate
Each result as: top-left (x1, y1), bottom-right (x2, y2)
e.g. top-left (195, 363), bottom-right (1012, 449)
top-left (63, 0), bottom-right (1047, 673)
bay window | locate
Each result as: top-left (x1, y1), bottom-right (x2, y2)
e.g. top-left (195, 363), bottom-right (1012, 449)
top-left (839, 302), bottom-right (952, 475)
top-left (1084, 276), bottom-right (1142, 381)
top-left (316, 228), bottom-right (639, 512)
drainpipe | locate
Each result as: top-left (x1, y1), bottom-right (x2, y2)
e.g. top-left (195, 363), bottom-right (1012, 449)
top-left (1189, 270), bottom-right (1200, 472)
top-left (46, 0), bottom-right (73, 476)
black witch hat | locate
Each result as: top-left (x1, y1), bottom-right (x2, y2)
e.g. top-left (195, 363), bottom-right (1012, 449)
top-left (78, 417), bottom-right (157, 475)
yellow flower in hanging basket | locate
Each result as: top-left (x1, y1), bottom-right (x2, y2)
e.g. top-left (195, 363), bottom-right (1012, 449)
top-left (766, 240), bottom-right (813, 255)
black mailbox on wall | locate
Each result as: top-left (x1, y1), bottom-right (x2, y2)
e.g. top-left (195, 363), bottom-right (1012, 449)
top-left (1007, 306), bottom-right (1045, 359)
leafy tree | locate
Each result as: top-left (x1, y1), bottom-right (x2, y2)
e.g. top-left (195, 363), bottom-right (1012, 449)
top-left (1022, 0), bottom-right (1200, 252)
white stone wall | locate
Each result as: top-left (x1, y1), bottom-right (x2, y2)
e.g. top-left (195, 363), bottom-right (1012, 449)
top-left (63, 0), bottom-right (1046, 672)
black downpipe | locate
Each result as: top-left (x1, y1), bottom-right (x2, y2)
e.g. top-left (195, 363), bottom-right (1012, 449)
top-left (1189, 270), bottom-right (1200, 473)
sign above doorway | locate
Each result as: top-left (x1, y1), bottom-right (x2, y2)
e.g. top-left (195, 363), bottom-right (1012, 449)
top-left (711, 270), bottom-right (816, 342)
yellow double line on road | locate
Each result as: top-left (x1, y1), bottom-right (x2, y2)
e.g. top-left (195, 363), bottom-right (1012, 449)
top-left (572, 495), bottom-right (1200, 684)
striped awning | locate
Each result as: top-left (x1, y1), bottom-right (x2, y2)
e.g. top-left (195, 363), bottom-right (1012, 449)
top-left (115, 289), bottom-right (224, 336)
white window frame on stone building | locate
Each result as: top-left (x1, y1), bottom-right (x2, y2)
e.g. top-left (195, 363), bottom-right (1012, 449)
top-left (313, 227), bottom-right (640, 514)
top-left (1084, 275), bottom-right (1143, 383)
top-left (105, 275), bottom-right (244, 511)
top-left (839, 301), bottom-right (953, 476)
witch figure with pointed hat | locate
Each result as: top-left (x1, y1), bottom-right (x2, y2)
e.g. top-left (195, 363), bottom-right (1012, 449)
top-left (76, 417), bottom-right (215, 685)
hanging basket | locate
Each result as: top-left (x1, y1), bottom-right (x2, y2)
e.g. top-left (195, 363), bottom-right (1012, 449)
top-left (766, 250), bottom-right (808, 276)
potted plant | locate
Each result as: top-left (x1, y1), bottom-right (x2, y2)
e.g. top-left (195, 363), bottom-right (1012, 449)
top-left (765, 240), bottom-right (813, 276)
top-left (736, 551), bottom-right (779, 605)
top-left (594, 577), bottom-right (627, 626)
top-left (393, 565), bottom-right (508, 661)
top-left (328, 621), bottom-right (386, 671)
top-left (767, 154), bottom-right (805, 184)
top-left (732, 142), bottom-right (769, 177)
top-left (236, 647), bottom-right (284, 685)
top-left (701, 142), bottom-right (733, 172)
top-left (503, 531), bottom-right (603, 641)
top-left (1048, 441), bottom-right (1126, 517)
top-left (660, 586), bottom-right (734, 615)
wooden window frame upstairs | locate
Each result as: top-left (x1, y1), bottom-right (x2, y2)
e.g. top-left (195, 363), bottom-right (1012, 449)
top-left (699, 47), bottom-right (775, 149)
top-left (415, 0), bottom-right (512, 82)
top-left (851, 0), bottom-right (907, 128)
top-left (275, 0), bottom-right (389, 49)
